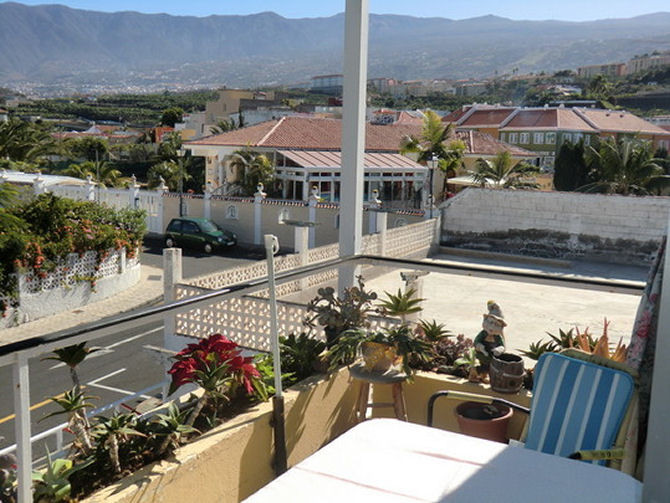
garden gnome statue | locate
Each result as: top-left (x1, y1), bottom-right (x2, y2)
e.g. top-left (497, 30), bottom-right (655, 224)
top-left (474, 300), bottom-right (507, 380)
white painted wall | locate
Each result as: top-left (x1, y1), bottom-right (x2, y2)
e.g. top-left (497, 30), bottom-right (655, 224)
top-left (441, 189), bottom-right (670, 243)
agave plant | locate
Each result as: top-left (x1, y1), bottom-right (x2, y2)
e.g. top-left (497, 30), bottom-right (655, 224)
top-left (91, 413), bottom-right (145, 474)
top-left (32, 447), bottom-right (93, 503)
top-left (40, 388), bottom-right (96, 455)
top-left (519, 339), bottom-right (558, 361)
top-left (377, 288), bottom-right (424, 324)
top-left (279, 332), bottom-right (326, 382)
top-left (416, 319), bottom-right (451, 342)
top-left (149, 404), bottom-right (199, 455)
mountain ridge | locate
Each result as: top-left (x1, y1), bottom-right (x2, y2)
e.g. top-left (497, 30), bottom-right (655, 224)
top-left (1, 2), bottom-right (670, 90)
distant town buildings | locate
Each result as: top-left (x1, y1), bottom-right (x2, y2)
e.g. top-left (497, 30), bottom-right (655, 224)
top-left (310, 74), bottom-right (344, 95)
top-left (577, 51), bottom-right (670, 78)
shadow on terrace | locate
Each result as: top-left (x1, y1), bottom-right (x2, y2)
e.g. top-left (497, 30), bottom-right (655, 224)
top-left (0, 231), bottom-right (663, 502)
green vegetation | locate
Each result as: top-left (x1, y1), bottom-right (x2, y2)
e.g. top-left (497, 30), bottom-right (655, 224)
top-left (468, 151), bottom-right (541, 189)
top-left (12, 90), bottom-right (217, 126)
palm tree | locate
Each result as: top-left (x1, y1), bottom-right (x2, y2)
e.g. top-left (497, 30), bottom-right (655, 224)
top-left (209, 119), bottom-right (237, 135)
top-left (43, 342), bottom-right (99, 394)
top-left (399, 110), bottom-right (455, 163)
top-left (91, 414), bottom-right (144, 473)
top-left (227, 150), bottom-right (274, 195)
top-left (0, 118), bottom-right (57, 163)
top-left (578, 138), bottom-right (670, 195)
top-left (147, 158), bottom-right (193, 192)
top-left (468, 151), bottom-right (540, 189)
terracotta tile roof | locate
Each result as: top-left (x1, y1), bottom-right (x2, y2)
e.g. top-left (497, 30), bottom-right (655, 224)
top-left (442, 106), bottom-right (473, 123)
top-left (574, 108), bottom-right (670, 136)
top-left (186, 117), bottom-right (421, 152)
top-left (456, 130), bottom-right (537, 158)
top-left (277, 150), bottom-right (425, 170)
top-left (395, 111), bottom-right (424, 125)
top-left (459, 108), bottom-right (517, 127)
top-left (660, 125), bottom-right (670, 133)
top-left (501, 108), bottom-right (597, 132)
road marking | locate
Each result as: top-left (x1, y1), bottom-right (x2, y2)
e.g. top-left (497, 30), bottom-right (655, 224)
top-left (86, 368), bottom-right (126, 385)
top-left (48, 326), bottom-right (162, 369)
top-left (0, 390), bottom-right (69, 425)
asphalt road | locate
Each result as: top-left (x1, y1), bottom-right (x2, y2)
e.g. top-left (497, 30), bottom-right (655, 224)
top-left (0, 322), bottom-right (166, 457)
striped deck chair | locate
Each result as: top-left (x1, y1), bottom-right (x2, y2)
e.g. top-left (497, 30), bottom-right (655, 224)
top-left (427, 352), bottom-right (635, 466)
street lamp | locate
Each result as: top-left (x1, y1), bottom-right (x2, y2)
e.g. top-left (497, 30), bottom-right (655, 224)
top-left (428, 153), bottom-right (438, 215)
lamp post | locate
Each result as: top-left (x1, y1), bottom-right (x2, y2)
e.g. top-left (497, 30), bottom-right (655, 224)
top-left (428, 153), bottom-right (438, 216)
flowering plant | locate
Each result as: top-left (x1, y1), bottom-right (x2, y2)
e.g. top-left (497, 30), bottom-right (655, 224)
top-left (168, 334), bottom-right (267, 425)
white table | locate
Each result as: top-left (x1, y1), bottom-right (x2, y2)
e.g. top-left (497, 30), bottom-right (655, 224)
top-left (245, 418), bottom-right (642, 503)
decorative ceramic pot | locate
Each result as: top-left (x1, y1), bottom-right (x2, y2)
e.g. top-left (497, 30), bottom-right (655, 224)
top-left (360, 341), bottom-right (401, 373)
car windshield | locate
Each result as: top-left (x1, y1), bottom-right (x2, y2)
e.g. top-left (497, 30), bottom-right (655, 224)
top-left (199, 220), bottom-right (219, 233)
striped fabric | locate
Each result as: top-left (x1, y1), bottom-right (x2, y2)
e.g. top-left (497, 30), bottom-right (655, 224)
top-left (524, 353), bottom-right (634, 465)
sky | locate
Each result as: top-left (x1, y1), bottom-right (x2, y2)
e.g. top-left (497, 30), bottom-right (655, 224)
top-left (2, 0), bottom-right (669, 21)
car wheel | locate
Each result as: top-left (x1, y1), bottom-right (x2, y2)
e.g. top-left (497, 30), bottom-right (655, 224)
top-left (165, 237), bottom-right (175, 248)
top-left (204, 243), bottom-right (213, 254)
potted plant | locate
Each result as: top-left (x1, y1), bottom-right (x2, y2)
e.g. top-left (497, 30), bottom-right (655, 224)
top-left (304, 276), bottom-right (377, 348)
top-left (328, 325), bottom-right (433, 377)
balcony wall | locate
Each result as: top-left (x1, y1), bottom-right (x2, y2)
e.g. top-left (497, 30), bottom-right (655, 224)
top-left (83, 369), bottom-right (531, 503)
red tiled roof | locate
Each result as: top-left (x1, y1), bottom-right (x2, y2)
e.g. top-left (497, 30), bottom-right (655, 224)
top-left (456, 130), bottom-right (537, 158)
top-left (442, 106), bottom-right (473, 123)
top-left (395, 111), bottom-right (424, 125)
top-left (501, 108), bottom-right (597, 132)
top-left (186, 117), bottom-right (421, 152)
top-left (574, 108), bottom-right (670, 136)
top-left (459, 108), bottom-right (516, 127)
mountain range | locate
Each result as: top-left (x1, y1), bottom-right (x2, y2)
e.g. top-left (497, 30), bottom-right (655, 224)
top-left (1, 2), bottom-right (670, 91)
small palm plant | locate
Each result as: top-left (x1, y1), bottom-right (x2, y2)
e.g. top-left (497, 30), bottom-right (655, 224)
top-left (519, 339), bottom-right (557, 361)
top-left (40, 388), bottom-right (96, 455)
top-left (91, 414), bottom-right (145, 474)
top-left (455, 347), bottom-right (480, 382)
top-left (150, 404), bottom-right (199, 455)
top-left (377, 288), bottom-right (424, 324)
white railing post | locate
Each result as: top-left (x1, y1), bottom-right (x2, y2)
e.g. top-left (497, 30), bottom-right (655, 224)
top-left (128, 174), bottom-right (140, 209)
top-left (308, 186), bottom-right (319, 249)
top-left (163, 248), bottom-right (183, 353)
top-left (85, 175), bottom-right (96, 201)
top-left (13, 353), bottom-right (32, 503)
top-left (156, 177), bottom-right (168, 234)
top-left (204, 182), bottom-right (212, 220)
top-left (368, 189), bottom-right (381, 235)
top-left (254, 184), bottom-right (267, 246)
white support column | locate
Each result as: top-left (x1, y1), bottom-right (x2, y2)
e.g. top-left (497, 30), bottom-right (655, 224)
top-left (163, 248), bottom-right (184, 354)
top-left (128, 174), bottom-right (139, 208)
top-left (295, 226), bottom-right (310, 290)
top-left (338, 0), bottom-right (369, 294)
top-left (204, 182), bottom-right (212, 220)
top-left (377, 212), bottom-right (388, 256)
top-left (400, 271), bottom-right (429, 324)
top-left (156, 177), bottom-right (168, 234)
top-left (13, 353), bottom-right (32, 503)
top-left (643, 216), bottom-right (670, 502)
top-left (85, 175), bottom-right (96, 201)
top-left (368, 189), bottom-right (381, 234)
top-left (308, 186), bottom-right (319, 249)
top-left (302, 176), bottom-right (310, 201)
top-left (254, 183), bottom-right (267, 246)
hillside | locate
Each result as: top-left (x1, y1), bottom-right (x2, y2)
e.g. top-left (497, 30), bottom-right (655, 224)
top-left (1, 2), bottom-right (670, 90)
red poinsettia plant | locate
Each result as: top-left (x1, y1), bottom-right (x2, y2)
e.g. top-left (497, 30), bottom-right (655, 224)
top-left (168, 334), bottom-right (267, 426)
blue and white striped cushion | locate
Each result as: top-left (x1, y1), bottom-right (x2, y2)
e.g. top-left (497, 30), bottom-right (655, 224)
top-left (524, 353), bottom-right (634, 464)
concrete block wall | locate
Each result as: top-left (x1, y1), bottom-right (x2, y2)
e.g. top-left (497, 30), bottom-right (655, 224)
top-left (441, 188), bottom-right (670, 263)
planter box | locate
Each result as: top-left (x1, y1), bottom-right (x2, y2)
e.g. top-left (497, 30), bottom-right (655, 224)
top-left (370, 371), bottom-right (532, 440)
top-left (83, 367), bottom-right (358, 503)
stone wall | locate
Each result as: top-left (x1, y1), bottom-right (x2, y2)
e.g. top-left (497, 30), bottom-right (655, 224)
top-left (441, 188), bottom-right (670, 264)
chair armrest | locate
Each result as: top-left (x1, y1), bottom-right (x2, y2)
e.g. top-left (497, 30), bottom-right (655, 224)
top-left (568, 448), bottom-right (626, 461)
top-left (427, 390), bottom-right (530, 427)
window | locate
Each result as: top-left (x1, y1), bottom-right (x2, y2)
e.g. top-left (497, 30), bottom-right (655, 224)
top-left (574, 133), bottom-right (583, 143)
top-left (182, 221), bottom-right (199, 234)
top-left (167, 220), bottom-right (182, 232)
top-left (508, 133), bottom-right (519, 143)
top-left (563, 133), bottom-right (573, 144)
top-left (545, 132), bottom-right (556, 144)
top-left (584, 135), bottom-right (591, 146)
top-left (519, 133), bottom-right (530, 144)
top-left (534, 132), bottom-right (544, 144)
top-left (500, 133), bottom-right (507, 141)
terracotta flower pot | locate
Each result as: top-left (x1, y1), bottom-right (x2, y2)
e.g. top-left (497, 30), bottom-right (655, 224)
top-left (455, 401), bottom-right (512, 443)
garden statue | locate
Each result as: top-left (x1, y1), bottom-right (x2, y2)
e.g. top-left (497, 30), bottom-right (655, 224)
top-left (474, 300), bottom-right (507, 381)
